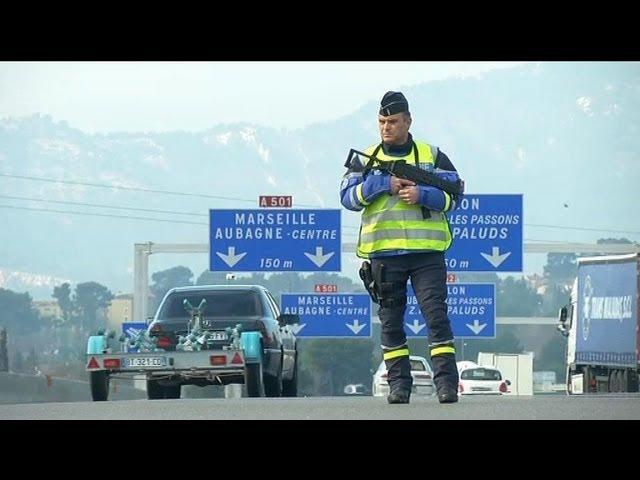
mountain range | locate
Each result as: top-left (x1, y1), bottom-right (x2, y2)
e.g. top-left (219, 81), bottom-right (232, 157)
top-left (1, 62), bottom-right (639, 299)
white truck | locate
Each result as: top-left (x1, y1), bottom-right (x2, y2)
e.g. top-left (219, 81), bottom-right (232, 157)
top-left (477, 352), bottom-right (534, 395)
top-left (557, 253), bottom-right (640, 394)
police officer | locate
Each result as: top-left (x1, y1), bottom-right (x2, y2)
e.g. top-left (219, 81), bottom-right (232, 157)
top-left (340, 91), bottom-right (463, 404)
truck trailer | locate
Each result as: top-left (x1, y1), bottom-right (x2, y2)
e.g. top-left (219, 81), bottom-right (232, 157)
top-left (557, 253), bottom-right (639, 394)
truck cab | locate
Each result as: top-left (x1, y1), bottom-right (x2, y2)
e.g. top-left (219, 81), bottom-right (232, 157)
top-left (558, 277), bottom-right (582, 393)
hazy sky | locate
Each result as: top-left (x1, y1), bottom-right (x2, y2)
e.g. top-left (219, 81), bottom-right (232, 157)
top-left (0, 61), bottom-right (524, 132)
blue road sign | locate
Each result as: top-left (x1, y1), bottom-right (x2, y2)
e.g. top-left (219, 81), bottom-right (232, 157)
top-left (446, 194), bottom-right (522, 272)
top-left (122, 322), bottom-right (147, 352)
top-left (122, 322), bottom-right (147, 338)
top-left (280, 293), bottom-right (371, 338)
top-left (404, 283), bottom-right (495, 339)
top-left (210, 209), bottom-right (341, 272)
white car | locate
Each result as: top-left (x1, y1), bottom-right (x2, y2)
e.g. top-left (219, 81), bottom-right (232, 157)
top-left (372, 355), bottom-right (435, 397)
top-left (457, 361), bottom-right (510, 395)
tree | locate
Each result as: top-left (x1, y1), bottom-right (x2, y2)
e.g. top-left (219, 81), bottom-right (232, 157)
top-left (149, 266), bottom-right (194, 311)
top-left (248, 273), bottom-right (267, 286)
top-left (540, 283), bottom-right (571, 317)
top-left (263, 273), bottom-right (305, 296)
top-left (12, 350), bottom-right (24, 373)
top-left (26, 346), bottom-right (40, 375)
top-left (52, 282), bottom-right (73, 325)
top-left (497, 276), bottom-right (542, 316)
top-left (196, 270), bottom-right (229, 285)
top-left (0, 288), bottom-right (42, 334)
top-left (73, 282), bottom-right (114, 333)
top-left (460, 329), bottom-right (524, 362)
top-left (491, 329), bottom-right (523, 353)
top-left (298, 339), bottom-right (375, 396)
top-left (535, 334), bottom-right (567, 379)
top-left (543, 253), bottom-right (577, 287)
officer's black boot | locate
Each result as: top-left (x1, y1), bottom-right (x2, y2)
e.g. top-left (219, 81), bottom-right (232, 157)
top-left (437, 386), bottom-right (458, 404)
top-left (387, 388), bottom-right (410, 404)
top-left (431, 354), bottom-right (459, 404)
top-left (384, 353), bottom-right (413, 404)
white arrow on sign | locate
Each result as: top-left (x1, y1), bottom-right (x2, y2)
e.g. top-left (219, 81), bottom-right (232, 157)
top-left (480, 246), bottom-right (512, 268)
top-left (406, 319), bottom-right (426, 334)
top-left (346, 319), bottom-right (366, 335)
top-left (216, 247), bottom-right (247, 267)
top-left (304, 247), bottom-right (335, 268)
top-left (466, 319), bottom-right (488, 335)
top-left (290, 323), bottom-right (307, 335)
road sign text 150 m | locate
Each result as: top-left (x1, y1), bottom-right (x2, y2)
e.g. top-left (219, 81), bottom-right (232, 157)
top-left (260, 258), bottom-right (293, 269)
top-left (446, 258), bottom-right (469, 269)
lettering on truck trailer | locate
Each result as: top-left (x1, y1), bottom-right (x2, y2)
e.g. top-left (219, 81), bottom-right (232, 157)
top-left (582, 273), bottom-right (635, 341)
top-left (585, 296), bottom-right (633, 320)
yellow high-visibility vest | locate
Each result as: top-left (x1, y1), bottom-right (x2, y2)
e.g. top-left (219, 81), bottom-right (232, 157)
top-left (356, 140), bottom-right (452, 258)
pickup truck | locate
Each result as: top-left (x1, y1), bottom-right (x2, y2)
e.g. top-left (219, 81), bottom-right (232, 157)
top-left (86, 284), bottom-right (299, 400)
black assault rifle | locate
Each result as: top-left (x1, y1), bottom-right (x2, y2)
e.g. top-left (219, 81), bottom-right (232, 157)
top-left (344, 148), bottom-right (464, 196)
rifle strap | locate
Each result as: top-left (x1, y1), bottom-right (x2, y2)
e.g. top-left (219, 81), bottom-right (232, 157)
top-left (429, 144), bottom-right (440, 167)
top-left (359, 144), bottom-right (382, 174)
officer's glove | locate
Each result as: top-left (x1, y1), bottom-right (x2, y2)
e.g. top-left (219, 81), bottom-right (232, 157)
top-left (361, 172), bottom-right (392, 203)
top-left (434, 170), bottom-right (461, 185)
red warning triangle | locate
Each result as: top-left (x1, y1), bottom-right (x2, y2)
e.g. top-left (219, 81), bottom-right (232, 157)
top-left (87, 357), bottom-right (100, 369)
top-left (231, 352), bottom-right (243, 364)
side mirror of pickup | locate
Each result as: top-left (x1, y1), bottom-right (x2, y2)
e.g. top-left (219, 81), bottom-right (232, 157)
top-left (278, 314), bottom-right (300, 326)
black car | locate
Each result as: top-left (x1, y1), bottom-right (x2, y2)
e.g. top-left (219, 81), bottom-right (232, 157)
top-left (147, 284), bottom-right (299, 398)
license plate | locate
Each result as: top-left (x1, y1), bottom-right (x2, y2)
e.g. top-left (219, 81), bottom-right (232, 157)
top-left (122, 356), bottom-right (167, 368)
top-left (209, 331), bottom-right (228, 341)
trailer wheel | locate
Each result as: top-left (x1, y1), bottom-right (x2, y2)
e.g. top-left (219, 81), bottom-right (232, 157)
top-left (245, 362), bottom-right (265, 397)
top-left (90, 371), bottom-right (110, 401)
top-left (282, 351), bottom-right (298, 397)
top-left (146, 379), bottom-right (164, 399)
top-left (583, 366), bottom-right (593, 393)
top-left (264, 354), bottom-right (282, 397)
top-left (164, 384), bottom-right (181, 399)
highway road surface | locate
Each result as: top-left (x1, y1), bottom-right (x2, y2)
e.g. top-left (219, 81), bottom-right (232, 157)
top-left (1, 394), bottom-right (639, 420)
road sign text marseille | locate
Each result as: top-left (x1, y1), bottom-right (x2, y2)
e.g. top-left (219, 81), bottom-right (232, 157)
top-left (285, 295), bottom-right (368, 316)
top-left (212, 212), bottom-right (337, 240)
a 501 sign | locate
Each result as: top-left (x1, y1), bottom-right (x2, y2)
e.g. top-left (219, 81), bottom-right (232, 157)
top-left (259, 196), bottom-right (292, 208)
